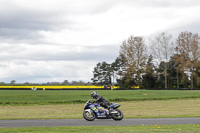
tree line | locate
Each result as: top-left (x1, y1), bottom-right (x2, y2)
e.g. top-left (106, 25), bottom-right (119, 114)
top-left (0, 80), bottom-right (92, 86)
top-left (91, 31), bottom-right (200, 89)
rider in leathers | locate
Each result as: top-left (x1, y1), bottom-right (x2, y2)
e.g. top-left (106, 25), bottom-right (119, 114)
top-left (91, 91), bottom-right (110, 109)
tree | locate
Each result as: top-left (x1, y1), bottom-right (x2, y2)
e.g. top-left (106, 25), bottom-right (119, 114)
top-left (24, 82), bottom-right (30, 85)
top-left (120, 35), bottom-right (147, 88)
top-left (71, 80), bottom-right (85, 85)
top-left (150, 32), bottom-right (175, 89)
top-left (62, 80), bottom-right (70, 85)
top-left (0, 82), bottom-right (6, 85)
top-left (10, 80), bottom-right (16, 84)
top-left (196, 61), bottom-right (200, 87)
top-left (142, 55), bottom-right (156, 89)
top-left (173, 54), bottom-right (185, 88)
top-left (167, 56), bottom-right (180, 88)
top-left (111, 56), bottom-right (126, 87)
top-left (91, 61), bottom-right (112, 85)
top-left (176, 31), bottom-right (200, 88)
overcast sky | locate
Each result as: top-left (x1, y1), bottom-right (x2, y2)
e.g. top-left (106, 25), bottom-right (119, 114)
top-left (0, 0), bottom-right (200, 83)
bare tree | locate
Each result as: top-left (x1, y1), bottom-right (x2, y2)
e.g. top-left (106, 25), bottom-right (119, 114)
top-left (176, 31), bottom-right (200, 89)
top-left (150, 32), bottom-right (175, 89)
top-left (120, 35), bottom-right (147, 88)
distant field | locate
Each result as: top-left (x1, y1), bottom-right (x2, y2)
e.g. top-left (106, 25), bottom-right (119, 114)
top-left (0, 90), bottom-right (200, 105)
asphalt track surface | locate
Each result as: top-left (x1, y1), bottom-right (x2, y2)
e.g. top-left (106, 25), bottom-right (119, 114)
top-left (1, 117), bottom-right (200, 128)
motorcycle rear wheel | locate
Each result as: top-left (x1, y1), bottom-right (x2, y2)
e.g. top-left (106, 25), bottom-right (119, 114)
top-left (83, 110), bottom-right (96, 121)
top-left (111, 109), bottom-right (123, 121)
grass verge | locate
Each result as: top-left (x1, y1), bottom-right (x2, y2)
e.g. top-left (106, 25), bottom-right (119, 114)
top-left (0, 90), bottom-right (200, 105)
top-left (0, 124), bottom-right (200, 133)
top-left (0, 99), bottom-right (200, 119)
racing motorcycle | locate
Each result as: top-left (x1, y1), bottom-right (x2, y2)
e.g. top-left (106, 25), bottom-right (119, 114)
top-left (83, 99), bottom-right (123, 121)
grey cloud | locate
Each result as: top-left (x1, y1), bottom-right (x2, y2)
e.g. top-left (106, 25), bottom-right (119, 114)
top-left (0, 59), bottom-right (96, 83)
top-left (182, 21), bottom-right (200, 34)
top-left (0, 8), bottom-right (71, 42)
top-left (0, 43), bottom-right (120, 62)
top-left (0, 0), bottom-right (116, 42)
top-left (0, 17), bottom-right (69, 42)
top-left (28, 45), bottom-right (119, 61)
top-left (0, 28), bottom-right (41, 42)
top-left (168, 19), bottom-right (200, 36)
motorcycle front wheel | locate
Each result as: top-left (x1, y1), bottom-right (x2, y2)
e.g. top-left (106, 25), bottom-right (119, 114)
top-left (83, 110), bottom-right (96, 121)
top-left (111, 109), bottom-right (123, 121)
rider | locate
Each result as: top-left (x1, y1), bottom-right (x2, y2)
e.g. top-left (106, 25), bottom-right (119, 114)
top-left (91, 91), bottom-right (111, 109)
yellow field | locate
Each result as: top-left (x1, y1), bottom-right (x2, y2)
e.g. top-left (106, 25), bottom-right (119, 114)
top-left (0, 85), bottom-right (119, 90)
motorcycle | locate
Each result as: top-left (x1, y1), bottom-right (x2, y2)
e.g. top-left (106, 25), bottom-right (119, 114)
top-left (83, 99), bottom-right (123, 121)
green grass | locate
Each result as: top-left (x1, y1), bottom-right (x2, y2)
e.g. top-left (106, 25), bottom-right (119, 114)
top-left (0, 90), bottom-right (200, 132)
top-left (0, 90), bottom-right (200, 105)
top-left (0, 124), bottom-right (200, 133)
top-left (0, 90), bottom-right (200, 120)
top-left (1, 99), bottom-right (200, 119)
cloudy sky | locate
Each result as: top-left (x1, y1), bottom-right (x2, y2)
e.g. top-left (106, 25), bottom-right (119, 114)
top-left (0, 0), bottom-right (200, 83)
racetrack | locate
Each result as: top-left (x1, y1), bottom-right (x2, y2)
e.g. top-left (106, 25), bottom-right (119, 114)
top-left (1, 117), bottom-right (200, 128)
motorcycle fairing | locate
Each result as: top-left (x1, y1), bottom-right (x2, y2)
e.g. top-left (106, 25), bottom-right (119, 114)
top-left (89, 104), bottom-right (107, 118)
top-left (109, 103), bottom-right (120, 109)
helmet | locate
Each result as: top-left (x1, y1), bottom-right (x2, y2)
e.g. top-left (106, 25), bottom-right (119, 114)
top-left (91, 91), bottom-right (98, 98)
